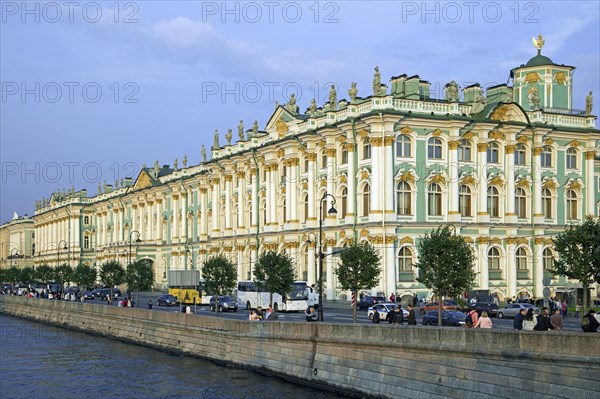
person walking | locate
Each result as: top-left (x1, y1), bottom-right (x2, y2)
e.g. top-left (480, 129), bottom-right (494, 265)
top-left (575, 302), bottom-right (581, 319)
top-left (523, 308), bottom-right (537, 331)
top-left (550, 309), bottom-right (563, 330)
top-left (406, 305), bottom-right (417, 325)
top-left (474, 311), bottom-right (493, 328)
top-left (561, 299), bottom-right (568, 318)
top-left (534, 307), bottom-right (553, 331)
top-left (372, 307), bottom-right (380, 324)
top-left (465, 305), bottom-right (479, 328)
top-left (581, 309), bottom-right (600, 332)
top-left (392, 307), bottom-right (404, 325)
top-left (389, 293), bottom-right (395, 304)
top-left (513, 308), bottom-right (526, 330)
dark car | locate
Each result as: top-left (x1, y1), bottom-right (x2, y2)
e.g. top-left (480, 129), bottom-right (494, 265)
top-left (357, 296), bottom-right (385, 310)
top-left (475, 302), bottom-right (499, 317)
top-left (422, 311), bottom-right (466, 327)
top-left (83, 291), bottom-right (95, 300)
top-left (209, 296), bottom-right (238, 312)
top-left (156, 294), bottom-right (179, 307)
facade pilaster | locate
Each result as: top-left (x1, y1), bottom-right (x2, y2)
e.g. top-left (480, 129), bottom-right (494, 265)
top-left (211, 178), bottom-right (220, 233)
top-left (346, 144), bottom-right (356, 219)
top-left (533, 146), bottom-right (544, 223)
top-left (225, 174), bottom-right (233, 231)
top-left (585, 151), bottom-right (596, 215)
top-left (505, 145), bottom-right (516, 222)
top-left (506, 239), bottom-right (517, 298)
top-left (477, 143), bottom-right (489, 222)
top-left (307, 153), bottom-right (317, 225)
top-left (370, 136), bottom-right (382, 220)
top-left (237, 171), bottom-right (246, 228)
top-left (448, 140), bottom-right (460, 220)
top-left (289, 158), bottom-right (299, 223)
top-left (325, 148), bottom-right (336, 224)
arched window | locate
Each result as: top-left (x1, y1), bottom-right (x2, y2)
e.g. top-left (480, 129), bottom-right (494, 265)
top-left (541, 146), bottom-right (553, 168)
top-left (260, 200), bottom-right (267, 225)
top-left (487, 142), bottom-right (499, 163)
top-left (398, 247), bottom-right (413, 272)
top-left (459, 185), bottom-right (472, 217)
top-left (427, 137), bottom-right (442, 159)
top-left (516, 247), bottom-right (528, 270)
top-left (488, 247), bottom-right (500, 270)
top-left (487, 186), bottom-right (500, 217)
top-left (515, 143), bottom-right (526, 166)
top-left (566, 148), bottom-right (577, 169)
top-left (396, 135), bottom-right (411, 158)
top-left (458, 139), bottom-right (472, 162)
top-left (566, 189), bottom-right (578, 220)
top-left (396, 181), bottom-right (412, 215)
top-left (363, 138), bottom-right (371, 160)
top-left (341, 147), bottom-right (348, 165)
top-left (302, 194), bottom-right (308, 223)
top-left (515, 187), bottom-right (527, 218)
top-left (542, 188), bottom-right (553, 219)
top-left (340, 187), bottom-right (348, 218)
top-left (543, 248), bottom-right (554, 271)
top-left (83, 216), bottom-right (90, 225)
top-left (361, 183), bottom-right (370, 217)
top-left (321, 151), bottom-right (327, 169)
top-left (427, 183), bottom-right (442, 216)
top-left (83, 235), bottom-right (90, 249)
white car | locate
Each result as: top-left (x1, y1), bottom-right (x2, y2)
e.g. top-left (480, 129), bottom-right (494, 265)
top-left (367, 303), bottom-right (409, 321)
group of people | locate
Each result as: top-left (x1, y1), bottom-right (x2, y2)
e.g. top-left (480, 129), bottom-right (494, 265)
top-left (512, 307), bottom-right (600, 332)
top-left (370, 305), bottom-right (418, 325)
top-left (249, 306), bottom-right (278, 321)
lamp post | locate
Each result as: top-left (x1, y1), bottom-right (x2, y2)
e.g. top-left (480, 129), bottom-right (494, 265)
top-left (306, 233), bottom-right (317, 284)
top-left (317, 192), bottom-right (337, 322)
top-left (57, 240), bottom-right (68, 266)
top-left (129, 230), bottom-right (141, 267)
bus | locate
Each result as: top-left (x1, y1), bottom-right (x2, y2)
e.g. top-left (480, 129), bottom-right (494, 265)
top-left (168, 279), bottom-right (213, 305)
top-left (236, 280), bottom-right (308, 312)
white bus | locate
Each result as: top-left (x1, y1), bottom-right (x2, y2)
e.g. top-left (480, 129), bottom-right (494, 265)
top-left (236, 280), bottom-right (308, 312)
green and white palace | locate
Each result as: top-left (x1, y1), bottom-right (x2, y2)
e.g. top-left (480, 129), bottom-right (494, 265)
top-left (32, 37), bottom-right (600, 302)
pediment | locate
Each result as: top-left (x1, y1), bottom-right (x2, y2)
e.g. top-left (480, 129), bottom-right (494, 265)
top-left (133, 169), bottom-right (155, 190)
top-left (265, 106), bottom-right (301, 138)
top-left (487, 103), bottom-right (529, 123)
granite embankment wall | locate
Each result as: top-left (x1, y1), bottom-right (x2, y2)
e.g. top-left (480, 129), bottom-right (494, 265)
top-left (1, 296), bottom-right (599, 399)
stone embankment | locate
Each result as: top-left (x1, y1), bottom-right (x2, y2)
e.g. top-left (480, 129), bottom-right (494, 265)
top-left (1, 296), bottom-right (599, 398)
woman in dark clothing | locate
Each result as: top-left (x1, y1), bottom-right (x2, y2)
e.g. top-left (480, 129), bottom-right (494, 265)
top-left (534, 307), bottom-right (553, 331)
top-left (406, 305), bottom-right (417, 325)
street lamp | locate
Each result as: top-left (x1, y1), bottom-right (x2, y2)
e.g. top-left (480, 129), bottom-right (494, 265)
top-left (57, 240), bottom-right (68, 266)
top-left (317, 192), bottom-right (337, 322)
top-left (306, 232), bottom-right (317, 284)
top-left (129, 230), bottom-right (141, 267)
top-left (10, 248), bottom-right (19, 268)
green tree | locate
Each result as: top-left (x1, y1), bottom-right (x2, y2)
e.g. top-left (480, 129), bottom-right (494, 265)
top-left (35, 265), bottom-right (54, 284)
top-left (99, 261), bottom-right (126, 301)
top-left (552, 216), bottom-right (600, 312)
top-left (53, 264), bottom-right (74, 293)
top-left (4, 266), bottom-right (20, 290)
top-left (415, 226), bottom-right (476, 327)
top-left (19, 267), bottom-right (36, 286)
top-left (202, 255), bottom-right (237, 315)
top-left (125, 259), bottom-right (155, 306)
top-left (336, 242), bottom-right (381, 323)
top-left (253, 250), bottom-right (296, 311)
top-left (73, 264), bottom-right (97, 292)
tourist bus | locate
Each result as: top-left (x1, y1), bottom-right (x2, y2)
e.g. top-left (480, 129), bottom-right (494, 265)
top-left (168, 279), bottom-right (212, 305)
top-left (236, 280), bottom-right (308, 312)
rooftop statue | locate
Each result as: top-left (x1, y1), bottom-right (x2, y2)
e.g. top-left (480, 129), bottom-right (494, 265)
top-left (115, 180), bottom-right (119, 189)
top-left (238, 120), bottom-right (245, 141)
top-left (470, 88), bottom-right (486, 115)
top-left (373, 66), bottom-right (381, 96)
top-left (445, 81), bottom-right (459, 102)
top-left (528, 86), bottom-right (540, 110)
top-left (586, 91), bottom-right (593, 116)
top-left (183, 155), bottom-right (188, 168)
top-left (225, 129), bottom-right (233, 145)
top-left (329, 85), bottom-right (337, 110)
top-left (251, 120), bottom-right (259, 137)
top-left (173, 158), bottom-right (178, 170)
top-left (212, 129), bottom-right (220, 150)
top-left (201, 145), bottom-right (207, 162)
top-left (307, 98), bottom-right (317, 116)
top-left (153, 160), bottom-right (160, 177)
top-left (98, 182), bottom-right (102, 194)
top-left (532, 34), bottom-right (545, 54)
top-left (285, 93), bottom-right (299, 113)
top-left (348, 82), bottom-right (358, 102)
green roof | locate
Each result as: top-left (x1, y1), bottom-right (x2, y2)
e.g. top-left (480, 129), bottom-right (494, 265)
top-left (525, 53), bottom-right (556, 67)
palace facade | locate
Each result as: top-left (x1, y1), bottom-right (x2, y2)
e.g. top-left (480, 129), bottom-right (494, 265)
top-left (32, 41), bottom-right (600, 302)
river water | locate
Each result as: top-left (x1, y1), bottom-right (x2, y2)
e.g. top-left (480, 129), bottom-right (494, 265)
top-left (0, 314), bottom-right (344, 399)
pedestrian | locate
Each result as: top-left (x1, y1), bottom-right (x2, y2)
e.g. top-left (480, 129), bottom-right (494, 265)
top-left (389, 293), bottom-right (395, 304)
top-left (305, 306), bottom-right (317, 322)
top-left (249, 310), bottom-right (259, 321)
top-left (465, 305), bottom-right (479, 328)
top-left (256, 306), bottom-right (264, 320)
top-left (561, 300), bottom-right (567, 318)
top-left (534, 307), bottom-right (553, 331)
top-left (147, 300), bottom-right (153, 310)
top-left (185, 305), bottom-right (192, 315)
top-left (392, 307), bottom-right (404, 325)
top-left (406, 305), bottom-right (417, 325)
top-left (513, 308), bottom-right (526, 330)
top-left (575, 302), bottom-right (581, 319)
top-left (523, 308), bottom-right (537, 331)
top-left (550, 309), bottom-right (563, 331)
top-left (412, 294), bottom-right (417, 307)
top-left (372, 307), bottom-right (380, 324)
top-left (581, 309), bottom-right (600, 332)
top-left (474, 311), bottom-right (493, 328)
top-left (266, 306), bottom-right (278, 321)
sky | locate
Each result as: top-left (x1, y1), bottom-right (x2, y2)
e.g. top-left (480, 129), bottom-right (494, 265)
top-left (1, 0), bottom-right (599, 224)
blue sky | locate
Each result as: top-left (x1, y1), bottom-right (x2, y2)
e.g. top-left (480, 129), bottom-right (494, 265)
top-left (1, 0), bottom-right (599, 223)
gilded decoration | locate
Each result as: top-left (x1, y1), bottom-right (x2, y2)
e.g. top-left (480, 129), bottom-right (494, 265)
top-left (477, 143), bottom-right (488, 152)
top-left (360, 229), bottom-right (369, 238)
top-left (400, 236), bottom-right (414, 245)
top-left (463, 131), bottom-right (474, 140)
top-left (505, 237), bottom-right (518, 245)
top-left (461, 175), bottom-right (476, 185)
top-left (489, 130), bottom-right (505, 140)
top-left (306, 153), bottom-right (317, 162)
top-left (398, 171), bottom-right (415, 183)
top-left (505, 145), bottom-right (516, 153)
top-left (569, 140), bottom-right (580, 148)
top-left (476, 237), bottom-right (490, 244)
top-left (490, 237), bottom-right (501, 245)
top-left (517, 136), bottom-right (528, 144)
top-left (371, 137), bottom-right (383, 147)
top-left (339, 174), bottom-right (348, 184)
top-left (277, 148), bottom-right (285, 158)
top-left (319, 177), bottom-right (327, 188)
top-left (429, 173), bottom-right (447, 185)
top-left (359, 170), bottom-right (370, 180)
top-left (533, 237), bottom-right (545, 245)
top-left (542, 179), bottom-right (557, 189)
top-left (344, 143), bottom-right (355, 152)
top-left (358, 128), bottom-right (370, 138)
top-left (463, 237), bottom-right (473, 244)
top-left (533, 147), bottom-right (543, 156)
top-left (567, 180), bottom-right (582, 191)
top-left (490, 105), bottom-right (509, 120)
top-left (236, 171), bottom-right (245, 179)
top-left (224, 175), bottom-right (233, 182)
top-left (544, 138), bottom-right (554, 145)
top-left (516, 179), bottom-right (530, 188)
top-left (276, 117), bottom-right (288, 138)
top-left (324, 148), bottom-right (337, 157)
top-left (585, 151), bottom-right (596, 160)
top-left (400, 126), bottom-right (412, 135)
top-left (448, 140), bottom-right (460, 150)
top-left (517, 238), bottom-right (529, 246)
top-left (553, 72), bottom-right (567, 85)
top-left (384, 136), bottom-right (395, 146)
top-left (524, 72), bottom-right (541, 84)
top-left (339, 230), bottom-right (346, 238)
top-left (432, 129), bottom-right (443, 137)
top-left (301, 181), bottom-right (308, 190)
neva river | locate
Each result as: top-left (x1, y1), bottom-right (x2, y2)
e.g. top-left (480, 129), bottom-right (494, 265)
top-left (0, 314), bottom-right (343, 399)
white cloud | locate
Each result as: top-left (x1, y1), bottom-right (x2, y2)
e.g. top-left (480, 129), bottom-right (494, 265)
top-left (151, 16), bottom-right (217, 47)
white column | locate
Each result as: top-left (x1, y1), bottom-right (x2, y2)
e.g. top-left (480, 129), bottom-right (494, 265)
top-left (265, 167), bottom-right (272, 225)
top-left (238, 172), bottom-right (246, 228)
top-left (534, 242), bottom-right (544, 298)
top-left (307, 153), bottom-right (316, 224)
top-left (448, 140), bottom-right (460, 219)
top-left (212, 179), bottom-right (220, 232)
top-left (326, 148), bottom-right (336, 223)
top-left (269, 165), bottom-right (277, 225)
top-left (285, 161), bottom-right (291, 223)
top-left (251, 170), bottom-right (258, 226)
top-left (383, 137), bottom-right (394, 216)
top-left (385, 241), bottom-right (395, 301)
top-left (347, 144), bottom-right (355, 218)
top-left (371, 137), bottom-right (381, 220)
top-left (157, 200), bottom-right (163, 241)
top-left (307, 246), bottom-right (316, 286)
top-left (326, 246), bottom-right (334, 300)
top-left (289, 159), bottom-right (298, 223)
top-left (506, 241), bottom-right (517, 298)
top-left (225, 175), bottom-right (232, 230)
top-left (505, 145), bottom-right (516, 219)
top-left (478, 243), bottom-right (489, 289)
top-left (172, 196), bottom-right (179, 241)
top-left (477, 143), bottom-right (489, 221)
top-left (199, 190), bottom-right (207, 236)
top-left (533, 147), bottom-right (543, 221)
top-left (585, 151), bottom-right (596, 216)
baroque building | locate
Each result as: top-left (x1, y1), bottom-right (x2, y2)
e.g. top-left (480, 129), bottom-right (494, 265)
top-left (32, 39), bottom-right (600, 302)
top-left (0, 213), bottom-right (35, 270)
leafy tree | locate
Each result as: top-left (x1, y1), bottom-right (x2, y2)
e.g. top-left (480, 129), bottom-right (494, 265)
top-left (202, 255), bottom-right (237, 315)
top-left (99, 261), bottom-right (125, 301)
top-left (19, 267), bottom-right (36, 286)
top-left (73, 264), bottom-right (97, 292)
top-left (35, 265), bottom-right (54, 284)
top-left (4, 266), bottom-right (21, 290)
top-left (125, 259), bottom-right (154, 306)
top-left (552, 216), bottom-right (600, 312)
top-left (253, 250), bottom-right (296, 311)
top-left (53, 264), bottom-right (74, 293)
top-left (415, 226), bottom-right (476, 326)
top-left (336, 242), bottom-right (381, 323)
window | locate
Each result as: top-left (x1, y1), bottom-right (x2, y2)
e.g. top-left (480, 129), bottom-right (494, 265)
top-left (361, 183), bottom-right (370, 217)
top-left (427, 137), bottom-right (442, 159)
top-left (396, 182), bottom-right (412, 215)
top-left (487, 142), bottom-right (499, 163)
top-left (428, 183), bottom-right (442, 216)
top-left (398, 247), bottom-right (413, 272)
top-left (341, 147), bottom-right (348, 165)
top-left (487, 186), bottom-right (500, 218)
top-left (83, 235), bottom-right (90, 249)
top-left (321, 152), bottom-right (327, 169)
top-left (459, 185), bottom-right (472, 217)
top-left (566, 148), bottom-right (577, 169)
top-left (458, 139), bottom-right (472, 162)
top-left (304, 157), bottom-right (309, 173)
top-left (396, 135), bottom-right (411, 158)
top-left (488, 247), bottom-right (500, 270)
top-left (282, 199), bottom-right (287, 223)
top-left (543, 248), bottom-right (554, 271)
top-left (541, 146), bottom-right (552, 168)
top-left (566, 189), bottom-right (578, 220)
top-left (515, 144), bottom-right (526, 166)
top-left (516, 247), bottom-right (528, 270)
top-left (515, 187), bottom-right (526, 218)
top-left (363, 138), bottom-right (371, 160)
top-left (281, 166), bottom-right (287, 183)
top-left (542, 188), bottom-right (552, 218)
top-left (302, 194), bottom-right (308, 223)
top-left (340, 187), bottom-right (348, 218)
top-left (260, 200), bottom-right (267, 225)
top-left (84, 216), bottom-right (90, 225)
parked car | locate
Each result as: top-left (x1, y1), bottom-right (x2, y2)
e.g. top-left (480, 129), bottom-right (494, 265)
top-left (209, 296), bottom-right (238, 312)
top-left (475, 302), bottom-right (499, 317)
top-left (497, 303), bottom-right (539, 319)
top-left (83, 291), bottom-right (95, 300)
top-left (156, 294), bottom-right (179, 307)
top-left (422, 311), bottom-right (466, 327)
top-left (419, 300), bottom-right (458, 315)
top-left (367, 303), bottom-right (409, 321)
top-left (357, 296), bottom-right (385, 310)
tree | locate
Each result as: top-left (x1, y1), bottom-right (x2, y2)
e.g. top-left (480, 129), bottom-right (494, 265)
top-left (253, 250), bottom-right (296, 311)
top-left (202, 255), bottom-right (237, 315)
top-left (552, 216), bottom-right (600, 313)
top-left (53, 264), bottom-right (74, 293)
top-left (73, 264), bottom-right (97, 292)
top-left (19, 267), bottom-right (36, 287)
top-left (35, 265), bottom-right (54, 284)
top-left (99, 261), bottom-right (125, 301)
top-left (336, 242), bottom-right (381, 322)
top-left (125, 259), bottom-right (154, 306)
top-left (415, 226), bottom-right (476, 327)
